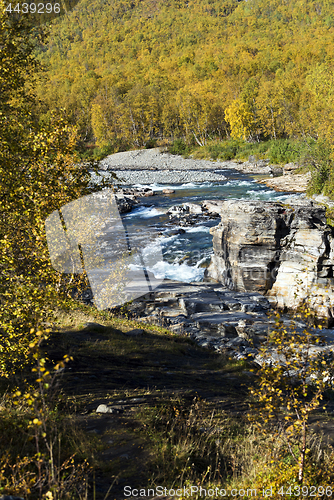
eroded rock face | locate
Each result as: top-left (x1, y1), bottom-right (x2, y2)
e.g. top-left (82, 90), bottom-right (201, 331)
top-left (206, 200), bottom-right (334, 322)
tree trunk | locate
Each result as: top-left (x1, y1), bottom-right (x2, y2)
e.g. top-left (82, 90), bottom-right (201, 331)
top-left (270, 106), bottom-right (277, 140)
top-left (193, 132), bottom-right (204, 147)
top-left (298, 421), bottom-right (307, 484)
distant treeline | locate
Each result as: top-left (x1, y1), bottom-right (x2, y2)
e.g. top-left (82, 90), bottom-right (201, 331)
top-left (35, 0), bottom-right (334, 151)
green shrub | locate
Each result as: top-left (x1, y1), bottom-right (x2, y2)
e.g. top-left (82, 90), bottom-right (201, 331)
top-left (234, 140), bottom-right (271, 160)
top-left (169, 138), bottom-right (192, 156)
top-left (92, 143), bottom-right (115, 160)
top-left (195, 138), bottom-right (272, 162)
top-left (206, 142), bottom-right (223, 160)
top-left (268, 139), bottom-right (300, 164)
top-left (205, 141), bottom-right (237, 160)
top-left (145, 138), bottom-right (158, 149)
top-left (298, 139), bottom-right (334, 197)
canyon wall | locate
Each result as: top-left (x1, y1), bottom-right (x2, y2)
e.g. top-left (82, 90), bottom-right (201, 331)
top-left (205, 199), bottom-right (334, 322)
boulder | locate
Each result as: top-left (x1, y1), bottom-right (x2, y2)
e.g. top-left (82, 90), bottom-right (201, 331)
top-left (141, 190), bottom-right (155, 197)
top-left (258, 172), bottom-right (311, 192)
top-left (115, 194), bottom-right (138, 214)
top-left (271, 166), bottom-right (284, 176)
top-left (312, 194), bottom-right (334, 209)
top-left (202, 200), bottom-right (226, 215)
top-left (256, 159), bottom-right (270, 168)
top-left (163, 188), bottom-right (175, 194)
top-left (206, 200), bottom-right (334, 323)
top-left (167, 202), bottom-right (203, 216)
top-left (283, 162), bottom-right (299, 174)
top-left (167, 204), bottom-right (188, 216)
top-left (96, 404), bottom-right (124, 414)
top-left (183, 202), bottom-right (203, 214)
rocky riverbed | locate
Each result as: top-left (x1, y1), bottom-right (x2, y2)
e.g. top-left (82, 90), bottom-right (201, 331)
top-left (111, 168), bottom-right (228, 185)
top-left (112, 194), bottom-right (334, 363)
top-left (103, 148), bottom-right (309, 215)
top-left (114, 278), bottom-right (334, 366)
top-left (95, 148), bottom-right (334, 362)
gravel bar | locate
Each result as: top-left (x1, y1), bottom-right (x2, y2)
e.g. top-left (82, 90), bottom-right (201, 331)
top-left (99, 147), bottom-right (239, 171)
top-left (97, 147), bottom-right (282, 186)
top-left (107, 169), bottom-right (228, 185)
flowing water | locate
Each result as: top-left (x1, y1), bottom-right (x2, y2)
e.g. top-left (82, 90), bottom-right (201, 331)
top-left (116, 169), bottom-right (294, 283)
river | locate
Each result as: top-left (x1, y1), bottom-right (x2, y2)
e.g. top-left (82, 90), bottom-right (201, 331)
top-left (114, 168), bottom-right (294, 283)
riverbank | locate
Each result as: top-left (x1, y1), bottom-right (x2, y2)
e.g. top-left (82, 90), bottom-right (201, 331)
top-left (257, 171), bottom-right (311, 192)
top-left (100, 147), bottom-right (310, 194)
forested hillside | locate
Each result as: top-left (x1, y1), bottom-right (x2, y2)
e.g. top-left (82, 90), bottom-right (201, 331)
top-left (36, 0), bottom-right (334, 150)
top-left (4, 3), bottom-right (334, 496)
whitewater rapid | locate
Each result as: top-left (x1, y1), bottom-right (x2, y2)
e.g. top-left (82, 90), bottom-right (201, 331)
top-left (119, 174), bottom-right (294, 284)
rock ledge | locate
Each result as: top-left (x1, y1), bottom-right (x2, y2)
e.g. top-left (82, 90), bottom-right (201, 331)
top-left (206, 199), bottom-right (334, 322)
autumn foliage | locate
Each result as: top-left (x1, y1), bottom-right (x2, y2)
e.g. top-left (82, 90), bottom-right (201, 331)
top-left (31, 0), bottom-right (334, 151)
top-left (0, 4), bottom-right (105, 377)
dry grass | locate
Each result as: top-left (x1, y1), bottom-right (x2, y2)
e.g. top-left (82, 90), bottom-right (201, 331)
top-left (2, 300), bottom-right (334, 499)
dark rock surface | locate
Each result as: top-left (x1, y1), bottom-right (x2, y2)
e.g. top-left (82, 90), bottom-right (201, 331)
top-left (166, 202), bottom-right (220, 227)
top-left (116, 279), bottom-right (334, 361)
top-left (115, 187), bottom-right (157, 214)
top-left (116, 280), bottom-right (272, 359)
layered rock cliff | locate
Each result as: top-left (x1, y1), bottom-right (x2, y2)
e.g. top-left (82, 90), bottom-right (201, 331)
top-left (205, 199), bottom-right (334, 323)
